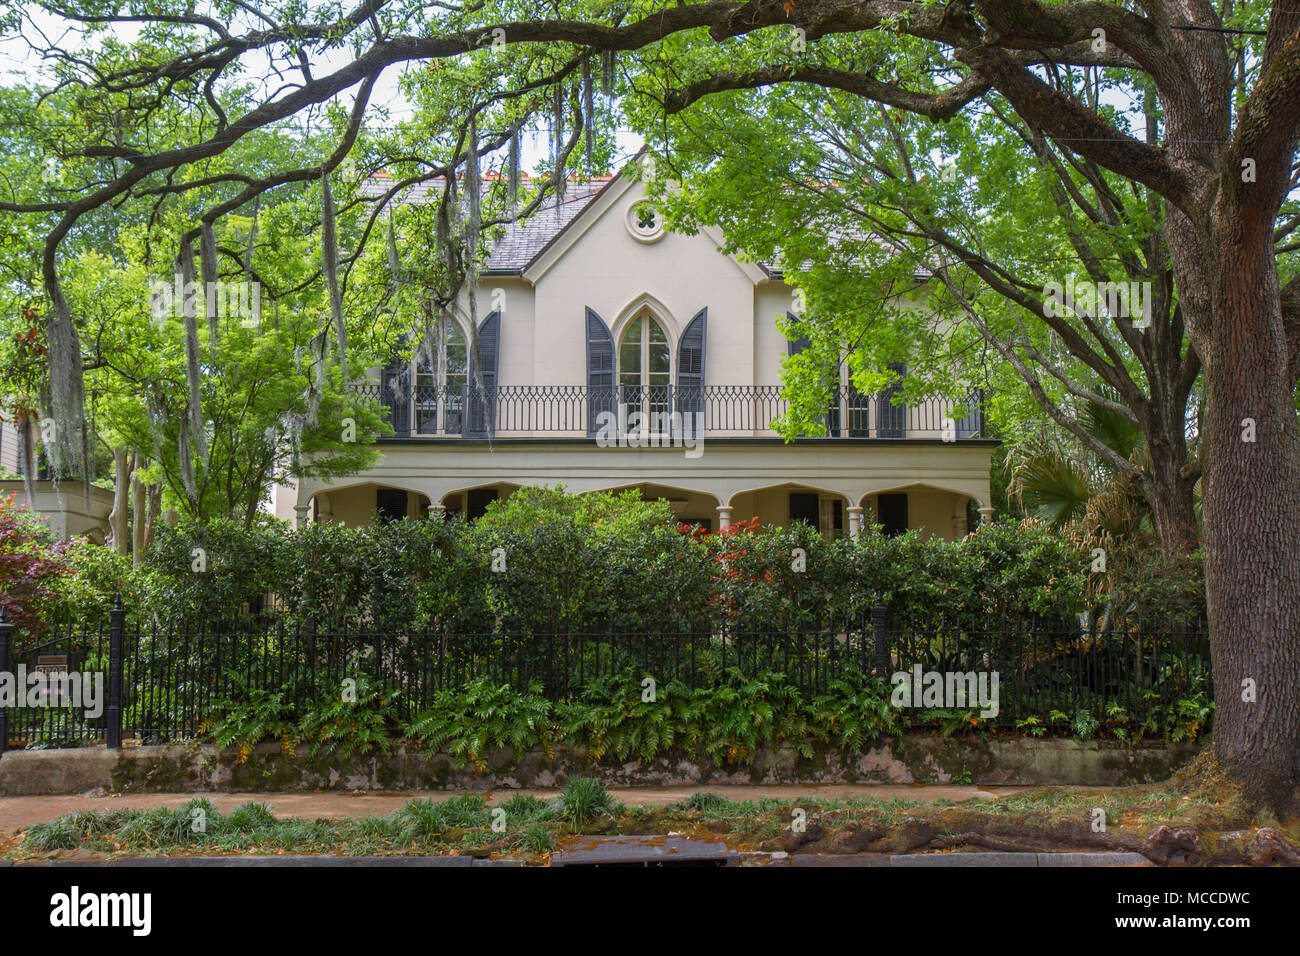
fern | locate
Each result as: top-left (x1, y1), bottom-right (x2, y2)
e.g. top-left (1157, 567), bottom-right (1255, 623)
top-left (809, 673), bottom-right (904, 751)
top-left (297, 672), bottom-right (399, 760)
top-left (407, 678), bottom-right (554, 772)
top-left (558, 671), bottom-right (684, 762)
top-left (201, 686), bottom-right (295, 764)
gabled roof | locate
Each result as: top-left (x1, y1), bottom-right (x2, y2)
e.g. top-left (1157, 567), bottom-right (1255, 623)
top-left (365, 161), bottom-right (778, 282)
top-left (484, 179), bottom-right (611, 273)
top-left (364, 171), bottom-right (617, 276)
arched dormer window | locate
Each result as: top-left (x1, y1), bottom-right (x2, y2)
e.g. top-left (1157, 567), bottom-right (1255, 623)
top-left (618, 311), bottom-right (671, 432)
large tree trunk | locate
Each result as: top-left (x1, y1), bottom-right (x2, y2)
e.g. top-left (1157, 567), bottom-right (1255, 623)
top-left (107, 446), bottom-right (132, 556)
top-left (1201, 209), bottom-right (1300, 807)
top-left (130, 453), bottom-right (147, 565)
top-left (1142, 423), bottom-right (1200, 556)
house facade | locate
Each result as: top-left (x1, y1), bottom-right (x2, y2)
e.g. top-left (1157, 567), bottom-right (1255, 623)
top-left (289, 163), bottom-right (998, 540)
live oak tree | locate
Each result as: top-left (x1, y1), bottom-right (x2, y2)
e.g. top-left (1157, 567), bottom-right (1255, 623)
top-left (630, 72), bottom-right (1208, 557)
top-left (2, 0), bottom-right (1298, 804)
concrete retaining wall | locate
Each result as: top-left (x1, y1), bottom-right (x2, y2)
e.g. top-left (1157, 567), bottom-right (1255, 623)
top-left (0, 736), bottom-right (1200, 796)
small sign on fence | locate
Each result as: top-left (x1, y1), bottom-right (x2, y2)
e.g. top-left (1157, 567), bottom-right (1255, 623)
top-left (34, 654), bottom-right (71, 702)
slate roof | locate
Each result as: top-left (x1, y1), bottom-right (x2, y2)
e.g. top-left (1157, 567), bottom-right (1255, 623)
top-left (365, 172), bottom-right (614, 275)
top-left (484, 179), bottom-right (611, 272)
top-left (363, 168), bottom-right (789, 279)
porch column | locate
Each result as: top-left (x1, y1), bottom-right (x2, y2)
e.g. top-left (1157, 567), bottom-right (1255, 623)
top-left (952, 500), bottom-right (968, 539)
top-left (977, 506), bottom-right (996, 526)
top-left (293, 504), bottom-right (309, 528)
top-left (715, 505), bottom-right (733, 530)
top-left (430, 501), bottom-right (446, 520)
top-left (847, 506), bottom-right (864, 541)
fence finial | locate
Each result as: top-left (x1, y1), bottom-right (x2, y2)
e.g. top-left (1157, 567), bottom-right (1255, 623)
top-left (113, 593), bottom-right (123, 611)
top-left (0, 606), bottom-right (6, 624)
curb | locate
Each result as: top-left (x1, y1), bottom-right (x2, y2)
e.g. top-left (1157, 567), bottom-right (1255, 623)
top-left (889, 851), bottom-right (1151, 867)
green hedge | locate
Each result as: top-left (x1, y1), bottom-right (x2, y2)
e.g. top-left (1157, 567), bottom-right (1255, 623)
top-left (42, 486), bottom-right (1204, 632)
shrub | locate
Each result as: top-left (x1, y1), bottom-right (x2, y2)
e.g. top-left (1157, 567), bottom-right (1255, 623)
top-left (558, 671), bottom-right (688, 763)
top-left (681, 671), bottom-right (814, 763)
top-left (0, 493), bottom-right (69, 632)
top-left (808, 673), bottom-right (904, 751)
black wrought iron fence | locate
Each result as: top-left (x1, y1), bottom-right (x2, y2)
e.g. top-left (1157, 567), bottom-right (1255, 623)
top-left (0, 601), bottom-right (1210, 750)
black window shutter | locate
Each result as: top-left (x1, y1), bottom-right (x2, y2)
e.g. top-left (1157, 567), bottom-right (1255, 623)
top-left (466, 487), bottom-right (499, 521)
top-left (466, 311), bottom-right (499, 437)
top-left (787, 317), bottom-right (839, 435)
top-left (787, 314), bottom-right (810, 356)
top-left (586, 307), bottom-right (616, 436)
top-left (877, 362), bottom-right (907, 438)
top-left (676, 308), bottom-right (707, 436)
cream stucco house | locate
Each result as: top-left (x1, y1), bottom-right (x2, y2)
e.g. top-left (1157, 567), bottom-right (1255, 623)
top-left (287, 161), bottom-right (998, 540)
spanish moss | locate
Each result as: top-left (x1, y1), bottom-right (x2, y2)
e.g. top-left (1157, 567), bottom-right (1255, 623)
top-left (178, 242), bottom-right (208, 460)
top-left (321, 170), bottom-right (347, 370)
top-left (200, 220), bottom-right (220, 348)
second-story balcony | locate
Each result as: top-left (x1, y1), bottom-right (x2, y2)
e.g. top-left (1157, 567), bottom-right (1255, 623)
top-left (349, 381), bottom-right (985, 441)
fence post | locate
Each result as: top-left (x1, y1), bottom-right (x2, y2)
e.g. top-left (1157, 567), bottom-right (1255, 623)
top-left (0, 608), bottom-right (11, 757)
top-left (106, 595), bottom-right (125, 749)
top-left (873, 604), bottom-right (889, 678)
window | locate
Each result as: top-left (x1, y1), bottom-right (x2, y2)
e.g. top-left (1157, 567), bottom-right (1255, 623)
top-left (789, 493), bottom-right (820, 528)
top-left (619, 313), bottom-right (671, 432)
top-left (790, 492), bottom-right (845, 541)
top-left (877, 493), bottom-right (909, 536)
top-left (467, 487), bottom-right (499, 521)
top-left (625, 201), bottom-right (665, 242)
top-left (414, 319), bottom-right (467, 434)
top-left (376, 488), bottom-right (408, 523)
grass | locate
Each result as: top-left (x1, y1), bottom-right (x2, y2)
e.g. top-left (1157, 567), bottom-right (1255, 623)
top-left (9, 778), bottom-right (1293, 865)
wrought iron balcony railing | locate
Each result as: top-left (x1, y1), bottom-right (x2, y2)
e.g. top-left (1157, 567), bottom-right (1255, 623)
top-left (347, 381), bottom-right (984, 440)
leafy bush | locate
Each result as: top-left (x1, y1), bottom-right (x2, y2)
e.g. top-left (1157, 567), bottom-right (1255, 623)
top-left (0, 493), bottom-right (70, 631)
top-left (808, 673), bottom-right (904, 751)
top-left (467, 486), bottom-right (713, 633)
top-left (42, 488), bottom-right (1200, 636)
top-left (683, 671), bottom-right (813, 763)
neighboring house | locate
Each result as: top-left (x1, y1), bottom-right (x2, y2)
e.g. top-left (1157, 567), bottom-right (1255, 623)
top-left (290, 159), bottom-right (999, 540)
top-left (0, 418), bottom-right (17, 476)
top-left (0, 418), bottom-right (113, 543)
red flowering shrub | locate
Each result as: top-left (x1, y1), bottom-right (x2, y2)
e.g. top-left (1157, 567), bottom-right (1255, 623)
top-left (0, 493), bottom-right (69, 632)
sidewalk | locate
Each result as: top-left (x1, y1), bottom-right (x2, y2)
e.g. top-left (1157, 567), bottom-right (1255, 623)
top-left (0, 783), bottom-right (1028, 832)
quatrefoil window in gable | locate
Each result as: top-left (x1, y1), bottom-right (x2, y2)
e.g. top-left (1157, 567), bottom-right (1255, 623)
top-left (625, 200), bottom-right (665, 243)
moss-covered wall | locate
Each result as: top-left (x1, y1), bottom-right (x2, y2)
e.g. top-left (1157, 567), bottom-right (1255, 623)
top-left (0, 736), bottom-right (1200, 796)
